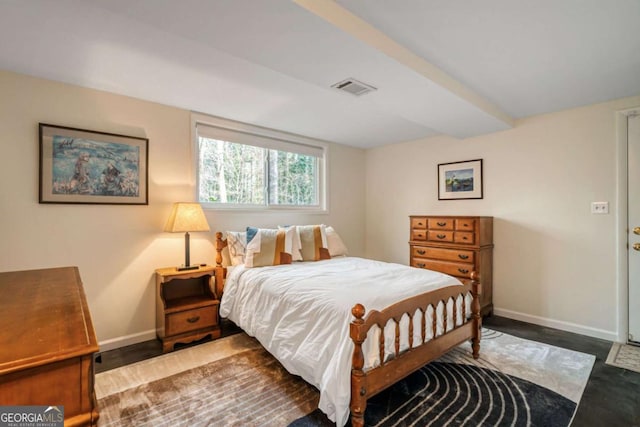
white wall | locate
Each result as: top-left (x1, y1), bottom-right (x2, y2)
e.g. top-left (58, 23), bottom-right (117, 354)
top-left (365, 96), bottom-right (640, 340)
top-left (0, 70), bottom-right (366, 349)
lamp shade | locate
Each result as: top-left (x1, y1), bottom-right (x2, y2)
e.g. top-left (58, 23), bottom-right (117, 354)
top-left (164, 202), bottom-right (210, 233)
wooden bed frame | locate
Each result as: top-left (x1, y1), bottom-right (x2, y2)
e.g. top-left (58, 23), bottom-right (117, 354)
top-left (213, 232), bottom-right (482, 427)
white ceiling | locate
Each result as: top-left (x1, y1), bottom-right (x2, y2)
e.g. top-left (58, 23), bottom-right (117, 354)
top-left (0, 0), bottom-right (638, 148)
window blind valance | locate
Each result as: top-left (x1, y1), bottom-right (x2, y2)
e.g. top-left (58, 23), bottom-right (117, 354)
top-left (196, 123), bottom-right (324, 158)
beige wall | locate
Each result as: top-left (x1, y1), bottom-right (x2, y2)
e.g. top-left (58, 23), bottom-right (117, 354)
top-left (0, 70), bottom-right (366, 349)
top-left (3, 67), bottom-right (638, 346)
top-left (365, 96), bottom-right (640, 340)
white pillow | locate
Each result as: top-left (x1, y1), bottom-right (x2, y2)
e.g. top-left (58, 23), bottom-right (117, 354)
top-left (325, 226), bottom-right (349, 257)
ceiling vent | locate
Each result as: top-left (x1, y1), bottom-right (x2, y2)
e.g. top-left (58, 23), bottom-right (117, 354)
top-left (331, 78), bottom-right (377, 96)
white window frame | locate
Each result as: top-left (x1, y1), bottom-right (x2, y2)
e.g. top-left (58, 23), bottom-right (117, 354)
top-left (191, 112), bottom-right (328, 212)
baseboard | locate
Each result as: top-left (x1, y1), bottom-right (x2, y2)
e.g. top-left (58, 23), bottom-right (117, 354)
top-left (493, 307), bottom-right (618, 342)
top-left (98, 329), bottom-right (157, 352)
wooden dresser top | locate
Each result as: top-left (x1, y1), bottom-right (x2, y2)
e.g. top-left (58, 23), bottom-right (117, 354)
top-left (0, 266), bottom-right (98, 375)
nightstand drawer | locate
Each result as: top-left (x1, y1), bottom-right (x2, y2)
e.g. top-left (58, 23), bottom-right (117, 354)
top-left (412, 246), bottom-right (475, 263)
top-left (166, 305), bottom-right (217, 336)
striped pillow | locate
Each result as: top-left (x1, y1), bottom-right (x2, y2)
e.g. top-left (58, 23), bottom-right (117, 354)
top-left (244, 227), bottom-right (294, 268)
top-left (297, 225), bottom-right (331, 261)
top-left (278, 225), bottom-right (303, 261)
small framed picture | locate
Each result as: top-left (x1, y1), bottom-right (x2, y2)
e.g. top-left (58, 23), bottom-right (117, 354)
top-left (39, 123), bottom-right (149, 204)
top-left (438, 159), bottom-right (483, 200)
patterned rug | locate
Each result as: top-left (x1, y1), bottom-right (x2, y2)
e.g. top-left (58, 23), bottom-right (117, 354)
top-left (606, 342), bottom-right (640, 374)
top-left (96, 330), bottom-right (594, 427)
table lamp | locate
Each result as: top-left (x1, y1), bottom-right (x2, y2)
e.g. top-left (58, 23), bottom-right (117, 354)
top-left (164, 202), bottom-right (210, 271)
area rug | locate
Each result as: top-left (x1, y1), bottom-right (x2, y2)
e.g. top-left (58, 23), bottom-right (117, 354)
top-left (96, 329), bottom-right (594, 427)
top-left (606, 342), bottom-right (640, 374)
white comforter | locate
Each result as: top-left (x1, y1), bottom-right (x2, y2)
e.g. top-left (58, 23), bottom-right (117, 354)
top-left (219, 257), bottom-right (462, 426)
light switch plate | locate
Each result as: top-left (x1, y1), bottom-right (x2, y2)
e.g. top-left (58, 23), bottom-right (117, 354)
top-left (591, 201), bottom-right (609, 214)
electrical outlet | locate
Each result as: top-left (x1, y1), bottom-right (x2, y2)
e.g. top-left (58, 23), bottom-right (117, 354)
top-left (591, 201), bottom-right (609, 214)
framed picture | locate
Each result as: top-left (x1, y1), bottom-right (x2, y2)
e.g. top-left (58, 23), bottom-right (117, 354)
top-left (39, 123), bottom-right (149, 205)
top-left (438, 159), bottom-right (483, 200)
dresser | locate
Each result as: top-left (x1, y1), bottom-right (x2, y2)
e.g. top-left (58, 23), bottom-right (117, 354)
top-left (0, 267), bottom-right (99, 426)
top-left (409, 216), bottom-right (494, 315)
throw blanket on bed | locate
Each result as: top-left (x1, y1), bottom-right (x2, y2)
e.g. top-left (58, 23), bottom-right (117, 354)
top-left (219, 257), bottom-right (463, 427)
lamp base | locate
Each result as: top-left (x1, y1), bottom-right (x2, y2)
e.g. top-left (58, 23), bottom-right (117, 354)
top-left (176, 265), bottom-right (199, 271)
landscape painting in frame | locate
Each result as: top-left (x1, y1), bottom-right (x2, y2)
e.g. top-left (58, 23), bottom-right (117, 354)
top-left (438, 159), bottom-right (483, 200)
top-left (39, 123), bottom-right (148, 204)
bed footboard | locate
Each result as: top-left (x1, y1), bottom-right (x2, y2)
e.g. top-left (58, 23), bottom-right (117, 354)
top-left (349, 274), bottom-right (481, 427)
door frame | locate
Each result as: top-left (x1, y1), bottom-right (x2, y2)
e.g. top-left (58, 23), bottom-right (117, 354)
top-left (616, 106), bottom-right (640, 343)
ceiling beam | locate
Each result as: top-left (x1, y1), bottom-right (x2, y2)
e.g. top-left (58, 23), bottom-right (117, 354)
top-left (293, 0), bottom-right (515, 129)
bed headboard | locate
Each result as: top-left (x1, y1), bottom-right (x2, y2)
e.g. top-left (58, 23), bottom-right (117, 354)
top-left (214, 232), bottom-right (228, 298)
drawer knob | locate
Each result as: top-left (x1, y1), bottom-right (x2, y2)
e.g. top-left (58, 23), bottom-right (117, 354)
top-left (417, 263), bottom-right (425, 268)
top-left (417, 249), bottom-right (426, 255)
top-left (458, 268), bottom-right (469, 274)
top-left (186, 316), bottom-right (201, 323)
top-left (458, 254), bottom-right (469, 260)
top-left (437, 222), bottom-right (447, 226)
top-left (463, 236), bottom-right (468, 240)
top-left (437, 234), bottom-right (446, 239)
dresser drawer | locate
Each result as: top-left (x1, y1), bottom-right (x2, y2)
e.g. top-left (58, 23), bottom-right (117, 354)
top-left (412, 246), bottom-right (475, 263)
top-left (427, 218), bottom-right (454, 230)
top-left (455, 219), bottom-right (475, 231)
top-left (166, 305), bottom-right (217, 336)
top-left (411, 229), bottom-right (427, 240)
top-left (427, 230), bottom-right (454, 242)
top-left (414, 259), bottom-right (474, 279)
top-left (454, 232), bottom-right (475, 245)
top-left (411, 217), bottom-right (428, 229)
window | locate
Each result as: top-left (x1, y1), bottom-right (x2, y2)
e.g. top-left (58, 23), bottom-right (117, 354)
top-left (194, 114), bottom-right (327, 210)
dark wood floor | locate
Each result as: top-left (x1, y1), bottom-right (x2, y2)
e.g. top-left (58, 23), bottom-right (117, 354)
top-left (95, 316), bottom-right (640, 426)
top-left (94, 319), bottom-right (242, 373)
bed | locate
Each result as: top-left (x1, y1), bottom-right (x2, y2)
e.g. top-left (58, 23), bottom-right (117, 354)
top-left (213, 231), bottom-right (481, 427)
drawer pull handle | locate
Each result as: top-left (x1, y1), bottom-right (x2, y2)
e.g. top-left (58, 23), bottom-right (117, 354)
top-left (463, 236), bottom-right (468, 240)
top-left (458, 254), bottom-right (469, 260)
top-left (458, 268), bottom-right (469, 274)
top-left (437, 222), bottom-right (447, 226)
top-left (187, 316), bottom-right (200, 324)
top-left (418, 222), bottom-right (424, 226)
top-left (437, 234), bottom-right (446, 239)
top-left (417, 263), bottom-right (425, 268)
top-left (417, 249), bottom-right (426, 255)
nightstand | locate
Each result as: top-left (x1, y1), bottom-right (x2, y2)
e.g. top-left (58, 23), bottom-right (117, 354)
top-left (155, 265), bottom-right (221, 353)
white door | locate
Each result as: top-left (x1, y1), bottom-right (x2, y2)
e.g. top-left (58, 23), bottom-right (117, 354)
top-left (629, 113), bottom-right (640, 344)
